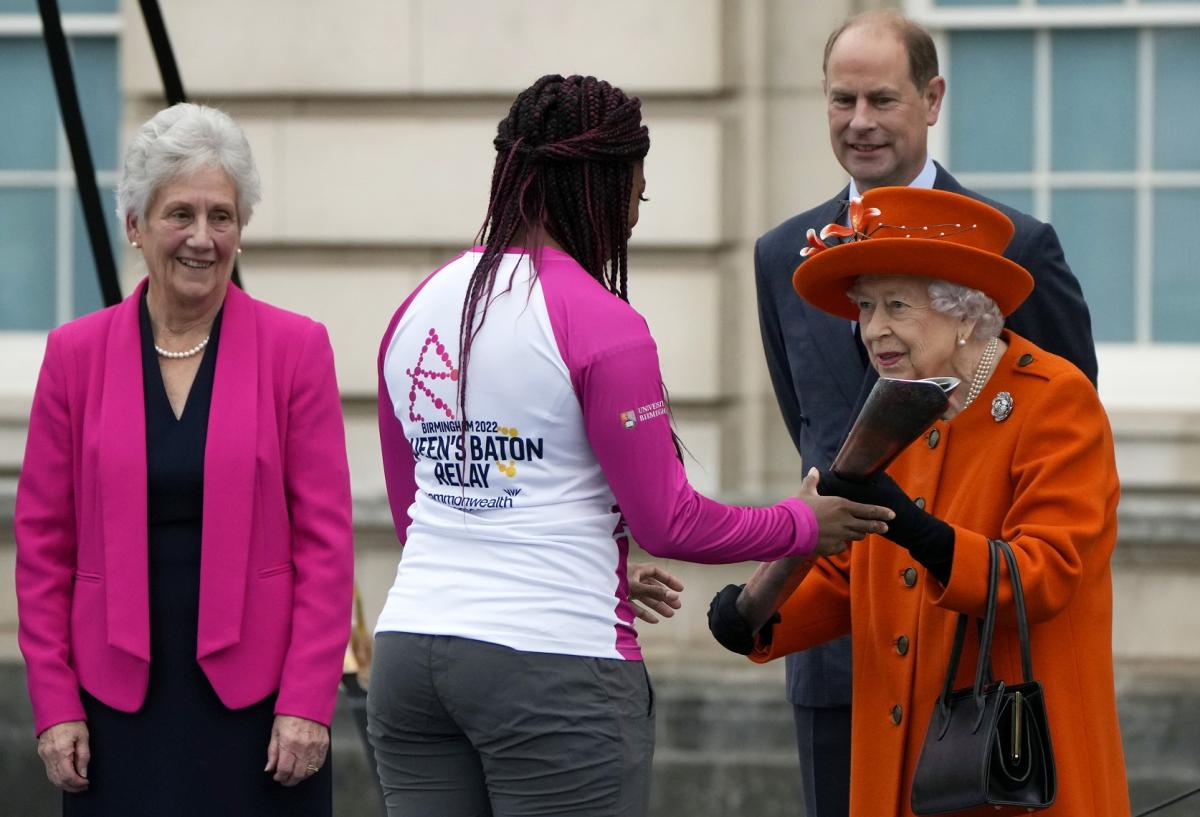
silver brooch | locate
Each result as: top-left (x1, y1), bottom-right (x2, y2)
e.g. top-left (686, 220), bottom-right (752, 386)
top-left (991, 391), bottom-right (1013, 422)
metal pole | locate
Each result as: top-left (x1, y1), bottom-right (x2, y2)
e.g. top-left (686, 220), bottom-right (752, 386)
top-left (37, 0), bottom-right (123, 307)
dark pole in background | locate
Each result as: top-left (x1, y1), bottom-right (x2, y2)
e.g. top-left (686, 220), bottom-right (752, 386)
top-left (37, 0), bottom-right (123, 307)
top-left (135, 0), bottom-right (242, 289)
top-left (136, 0), bottom-right (186, 105)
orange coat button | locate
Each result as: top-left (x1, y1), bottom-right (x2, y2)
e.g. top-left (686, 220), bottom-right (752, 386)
top-left (891, 705), bottom-right (903, 725)
top-left (903, 567), bottom-right (918, 587)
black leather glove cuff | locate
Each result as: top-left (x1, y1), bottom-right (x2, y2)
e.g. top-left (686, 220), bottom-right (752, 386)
top-left (897, 511), bottom-right (955, 585)
top-left (707, 584), bottom-right (756, 655)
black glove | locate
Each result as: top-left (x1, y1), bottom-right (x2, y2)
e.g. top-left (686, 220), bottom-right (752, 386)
top-left (819, 470), bottom-right (954, 584)
top-left (707, 584), bottom-right (779, 655)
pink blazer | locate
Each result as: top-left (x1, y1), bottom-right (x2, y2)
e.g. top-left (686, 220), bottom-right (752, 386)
top-left (14, 280), bottom-right (354, 735)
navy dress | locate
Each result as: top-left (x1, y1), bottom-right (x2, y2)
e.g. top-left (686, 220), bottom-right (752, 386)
top-left (64, 293), bottom-right (331, 816)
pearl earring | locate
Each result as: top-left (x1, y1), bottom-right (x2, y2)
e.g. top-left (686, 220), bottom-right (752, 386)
top-left (236, 247), bottom-right (243, 255)
top-left (956, 337), bottom-right (966, 347)
top-left (131, 241), bottom-right (140, 249)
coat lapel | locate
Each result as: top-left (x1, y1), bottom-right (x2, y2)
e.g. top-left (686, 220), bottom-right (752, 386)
top-left (100, 281), bottom-right (150, 661)
top-left (932, 162), bottom-right (962, 194)
top-left (197, 284), bottom-right (258, 658)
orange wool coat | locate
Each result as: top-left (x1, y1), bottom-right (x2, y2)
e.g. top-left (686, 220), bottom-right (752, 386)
top-left (753, 331), bottom-right (1130, 817)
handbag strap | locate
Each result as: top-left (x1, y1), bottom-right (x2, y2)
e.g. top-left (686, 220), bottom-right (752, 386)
top-left (971, 539), bottom-right (1003, 704)
top-left (937, 539), bottom-right (1002, 720)
top-left (939, 611), bottom-right (971, 707)
top-left (993, 538), bottom-right (1035, 683)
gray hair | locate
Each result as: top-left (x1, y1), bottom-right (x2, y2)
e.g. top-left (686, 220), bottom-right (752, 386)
top-left (927, 279), bottom-right (1004, 340)
top-left (117, 103), bottom-right (261, 228)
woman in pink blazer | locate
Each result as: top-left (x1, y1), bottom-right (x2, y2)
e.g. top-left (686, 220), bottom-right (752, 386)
top-left (14, 104), bottom-right (353, 816)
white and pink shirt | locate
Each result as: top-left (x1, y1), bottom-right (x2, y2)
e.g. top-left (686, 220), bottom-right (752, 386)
top-left (376, 247), bottom-right (817, 660)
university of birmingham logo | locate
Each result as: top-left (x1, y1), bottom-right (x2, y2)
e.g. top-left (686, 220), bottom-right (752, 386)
top-left (620, 410), bottom-right (637, 429)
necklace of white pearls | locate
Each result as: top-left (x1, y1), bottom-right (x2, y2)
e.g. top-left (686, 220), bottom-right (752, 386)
top-left (960, 336), bottom-right (999, 411)
top-left (154, 335), bottom-right (211, 359)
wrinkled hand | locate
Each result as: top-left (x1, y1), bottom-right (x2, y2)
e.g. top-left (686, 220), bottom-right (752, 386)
top-left (627, 562), bottom-right (684, 624)
top-left (798, 467), bottom-right (893, 555)
top-left (265, 715), bottom-right (328, 786)
top-left (37, 720), bottom-right (90, 792)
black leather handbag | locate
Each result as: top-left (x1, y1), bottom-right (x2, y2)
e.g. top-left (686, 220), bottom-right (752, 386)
top-left (911, 538), bottom-right (1057, 814)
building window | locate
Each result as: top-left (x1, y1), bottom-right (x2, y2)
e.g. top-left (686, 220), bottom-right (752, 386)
top-left (912, 1), bottom-right (1200, 344)
top-left (0, 0), bottom-right (121, 330)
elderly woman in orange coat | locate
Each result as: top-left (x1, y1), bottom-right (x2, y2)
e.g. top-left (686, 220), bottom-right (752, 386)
top-left (708, 187), bottom-right (1129, 816)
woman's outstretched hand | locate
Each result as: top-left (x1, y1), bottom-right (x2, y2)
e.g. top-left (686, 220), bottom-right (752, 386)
top-left (799, 467), bottom-right (893, 555)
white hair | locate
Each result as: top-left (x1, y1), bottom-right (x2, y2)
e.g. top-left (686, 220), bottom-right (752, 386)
top-left (117, 103), bottom-right (261, 228)
top-left (927, 279), bottom-right (1004, 340)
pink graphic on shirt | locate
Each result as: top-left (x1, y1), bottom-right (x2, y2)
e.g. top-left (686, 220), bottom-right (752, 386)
top-left (406, 328), bottom-right (459, 421)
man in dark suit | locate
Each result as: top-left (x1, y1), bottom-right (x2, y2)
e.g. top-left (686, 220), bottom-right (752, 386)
top-left (755, 11), bottom-right (1097, 817)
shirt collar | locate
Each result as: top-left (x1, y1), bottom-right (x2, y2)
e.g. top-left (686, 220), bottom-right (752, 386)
top-left (847, 155), bottom-right (937, 201)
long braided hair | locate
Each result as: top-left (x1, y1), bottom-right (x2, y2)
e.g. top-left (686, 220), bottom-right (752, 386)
top-left (456, 74), bottom-right (650, 426)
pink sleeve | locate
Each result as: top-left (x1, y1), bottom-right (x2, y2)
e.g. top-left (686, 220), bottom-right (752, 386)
top-left (576, 338), bottom-right (817, 563)
top-left (377, 261), bottom-right (449, 543)
top-left (275, 322), bottom-right (355, 725)
top-left (14, 330), bottom-right (87, 733)
top-left (378, 344), bottom-right (417, 542)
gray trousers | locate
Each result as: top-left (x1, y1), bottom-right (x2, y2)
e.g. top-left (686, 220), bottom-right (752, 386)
top-left (367, 632), bottom-right (655, 817)
top-left (792, 704), bottom-right (852, 817)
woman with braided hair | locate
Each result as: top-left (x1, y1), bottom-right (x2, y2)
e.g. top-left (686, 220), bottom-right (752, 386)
top-left (368, 74), bottom-right (892, 817)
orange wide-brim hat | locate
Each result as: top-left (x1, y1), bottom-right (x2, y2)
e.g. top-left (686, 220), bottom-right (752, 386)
top-left (792, 187), bottom-right (1034, 321)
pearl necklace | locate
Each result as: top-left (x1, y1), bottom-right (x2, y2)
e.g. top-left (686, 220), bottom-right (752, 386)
top-left (155, 335), bottom-right (210, 359)
top-left (960, 336), bottom-right (999, 411)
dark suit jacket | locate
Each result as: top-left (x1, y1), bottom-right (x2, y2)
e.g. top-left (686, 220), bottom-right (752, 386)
top-left (755, 163), bottom-right (1097, 707)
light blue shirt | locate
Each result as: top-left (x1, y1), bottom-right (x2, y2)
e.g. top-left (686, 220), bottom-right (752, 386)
top-left (847, 154), bottom-right (937, 202)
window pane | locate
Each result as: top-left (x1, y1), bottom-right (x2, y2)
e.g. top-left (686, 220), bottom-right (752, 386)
top-left (1051, 30), bottom-right (1137, 171)
top-left (61, 0), bottom-right (118, 10)
top-left (0, 0), bottom-right (117, 10)
top-left (1152, 189), bottom-right (1200, 342)
top-left (71, 38), bottom-right (121, 170)
top-left (1154, 29), bottom-right (1200, 171)
top-left (0, 39), bottom-right (59, 170)
top-left (0, 189), bottom-right (57, 330)
top-left (937, 0), bottom-right (1018, 5)
top-left (1038, 0), bottom-right (1121, 5)
top-left (1051, 189), bottom-right (1135, 342)
top-left (949, 31), bottom-right (1034, 172)
top-left (973, 187), bottom-right (1035, 217)
top-left (71, 185), bottom-right (118, 318)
